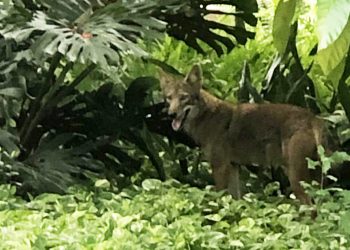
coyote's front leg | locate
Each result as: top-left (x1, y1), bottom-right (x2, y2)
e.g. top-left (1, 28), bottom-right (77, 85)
top-left (212, 163), bottom-right (241, 199)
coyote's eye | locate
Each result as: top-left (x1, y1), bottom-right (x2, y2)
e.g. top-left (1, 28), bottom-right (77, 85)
top-left (179, 94), bottom-right (189, 102)
top-left (166, 95), bottom-right (172, 102)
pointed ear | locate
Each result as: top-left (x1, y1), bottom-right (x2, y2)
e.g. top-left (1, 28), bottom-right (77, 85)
top-left (185, 64), bottom-right (202, 93)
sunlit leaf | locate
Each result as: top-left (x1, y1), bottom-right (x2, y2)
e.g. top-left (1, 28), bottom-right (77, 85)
top-left (142, 179), bottom-right (162, 191)
top-left (316, 0), bottom-right (350, 50)
top-left (272, 0), bottom-right (297, 54)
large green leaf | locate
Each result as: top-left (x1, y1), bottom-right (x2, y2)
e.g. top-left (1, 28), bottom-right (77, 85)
top-left (316, 0), bottom-right (350, 75)
top-left (22, 133), bottom-right (104, 194)
top-left (317, 19), bottom-right (350, 76)
top-left (1, 0), bottom-right (171, 68)
top-left (0, 130), bottom-right (19, 154)
top-left (0, 76), bottom-right (25, 99)
top-left (317, 0), bottom-right (350, 50)
top-left (272, 0), bottom-right (297, 55)
top-left (124, 77), bottom-right (158, 112)
top-left (0, 75), bottom-right (27, 128)
top-left (0, 0), bottom-right (11, 20)
top-left (1, 0), bottom-right (259, 64)
top-left (338, 53), bottom-right (350, 121)
top-left (159, 0), bottom-right (257, 55)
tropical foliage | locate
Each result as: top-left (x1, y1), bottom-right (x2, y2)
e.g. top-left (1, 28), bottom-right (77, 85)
top-left (0, 0), bottom-right (256, 194)
top-left (0, 0), bottom-right (350, 248)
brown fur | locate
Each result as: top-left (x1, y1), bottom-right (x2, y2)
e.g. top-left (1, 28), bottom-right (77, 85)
top-left (159, 65), bottom-right (326, 206)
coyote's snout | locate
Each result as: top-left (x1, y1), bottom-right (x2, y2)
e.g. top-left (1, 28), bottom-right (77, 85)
top-left (167, 102), bottom-right (191, 131)
top-left (160, 64), bottom-right (327, 209)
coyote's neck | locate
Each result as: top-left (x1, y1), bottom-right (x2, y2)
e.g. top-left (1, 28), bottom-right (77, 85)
top-left (184, 89), bottom-right (233, 146)
top-left (197, 89), bottom-right (223, 114)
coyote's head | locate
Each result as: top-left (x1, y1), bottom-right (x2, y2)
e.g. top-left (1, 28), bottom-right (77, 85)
top-left (159, 65), bottom-right (202, 131)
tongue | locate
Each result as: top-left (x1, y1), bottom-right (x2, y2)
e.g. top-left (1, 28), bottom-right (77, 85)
top-left (172, 119), bottom-right (182, 131)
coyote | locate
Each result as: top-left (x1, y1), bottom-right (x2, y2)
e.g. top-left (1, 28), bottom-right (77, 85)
top-left (159, 64), bottom-right (327, 206)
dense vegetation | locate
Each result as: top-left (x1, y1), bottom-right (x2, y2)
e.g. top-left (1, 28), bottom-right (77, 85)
top-left (1, 180), bottom-right (350, 249)
top-left (1, 0), bottom-right (350, 248)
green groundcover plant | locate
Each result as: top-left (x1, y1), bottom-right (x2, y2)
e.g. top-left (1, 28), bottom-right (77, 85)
top-left (1, 179), bottom-right (350, 250)
top-left (1, 1), bottom-right (350, 249)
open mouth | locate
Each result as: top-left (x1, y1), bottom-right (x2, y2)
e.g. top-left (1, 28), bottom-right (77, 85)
top-left (171, 108), bottom-right (190, 131)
